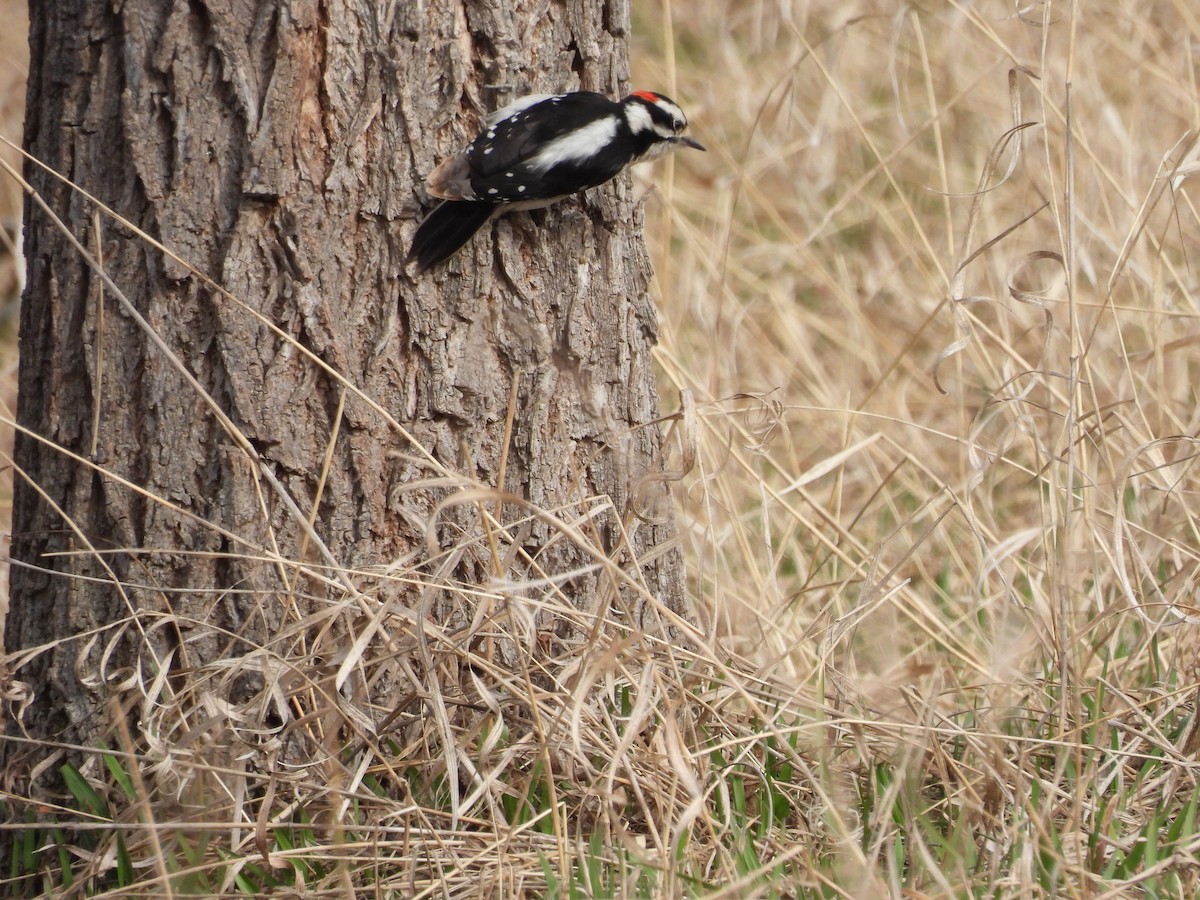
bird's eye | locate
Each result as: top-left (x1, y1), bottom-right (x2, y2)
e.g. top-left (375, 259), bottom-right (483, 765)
top-left (673, 119), bottom-right (685, 131)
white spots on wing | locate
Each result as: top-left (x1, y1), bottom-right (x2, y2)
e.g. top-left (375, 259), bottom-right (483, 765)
top-left (488, 188), bottom-right (499, 195)
top-left (528, 116), bottom-right (619, 172)
top-left (518, 185), bottom-right (526, 192)
top-left (506, 172), bottom-right (514, 177)
top-left (483, 147), bottom-right (493, 154)
top-left (487, 130), bottom-right (496, 139)
top-left (486, 93), bottom-right (555, 126)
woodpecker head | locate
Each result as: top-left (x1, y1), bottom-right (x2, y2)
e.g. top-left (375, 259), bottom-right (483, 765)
top-left (622, 91), bottom-right (706, 162)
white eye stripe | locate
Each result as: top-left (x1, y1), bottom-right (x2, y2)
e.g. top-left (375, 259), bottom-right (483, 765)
top-left (628, 98), bottom-right (689, 136)
top-left (654, 99), bottom-right (685, 122)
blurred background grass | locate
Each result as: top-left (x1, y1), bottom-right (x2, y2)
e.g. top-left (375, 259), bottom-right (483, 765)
top-left (637, 0), bottom-right (1200, 698)
top-left (0, 0), bottom-right (26, 633)
top-left (630, 2), bottom-right (1200, 890)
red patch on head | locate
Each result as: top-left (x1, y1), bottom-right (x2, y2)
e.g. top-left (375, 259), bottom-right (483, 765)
top-left (631, 90), bottom-right (661, 103)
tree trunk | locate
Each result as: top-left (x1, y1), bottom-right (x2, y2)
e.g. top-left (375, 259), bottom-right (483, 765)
top-left (5, 0), bottom-right (682, 783)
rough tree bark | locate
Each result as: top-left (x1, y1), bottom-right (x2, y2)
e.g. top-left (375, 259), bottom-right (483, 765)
top-left (5, 1), bottom-right (682, 779)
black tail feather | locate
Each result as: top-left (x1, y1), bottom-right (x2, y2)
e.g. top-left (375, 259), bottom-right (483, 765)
top-left (406, 200), bottom-right (496, 275)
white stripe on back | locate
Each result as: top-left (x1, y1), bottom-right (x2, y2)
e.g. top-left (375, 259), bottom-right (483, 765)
top-left (527, 116), bottom-right (619, 172)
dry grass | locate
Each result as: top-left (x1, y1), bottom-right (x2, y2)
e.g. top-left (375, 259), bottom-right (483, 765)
top-left (4, 1), bottom-right (1200, 897)
top-left (634, 0), bottom-right (1200, 894)
top-left (0, 0), bottom-right (24, 637)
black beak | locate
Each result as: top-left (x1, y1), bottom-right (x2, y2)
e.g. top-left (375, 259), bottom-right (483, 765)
top-left (676, 135), bottom-right (706, 151)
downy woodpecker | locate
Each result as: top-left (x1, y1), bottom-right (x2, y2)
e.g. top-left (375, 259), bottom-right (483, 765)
top-left (406, 90), bottom-right (705, 274)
